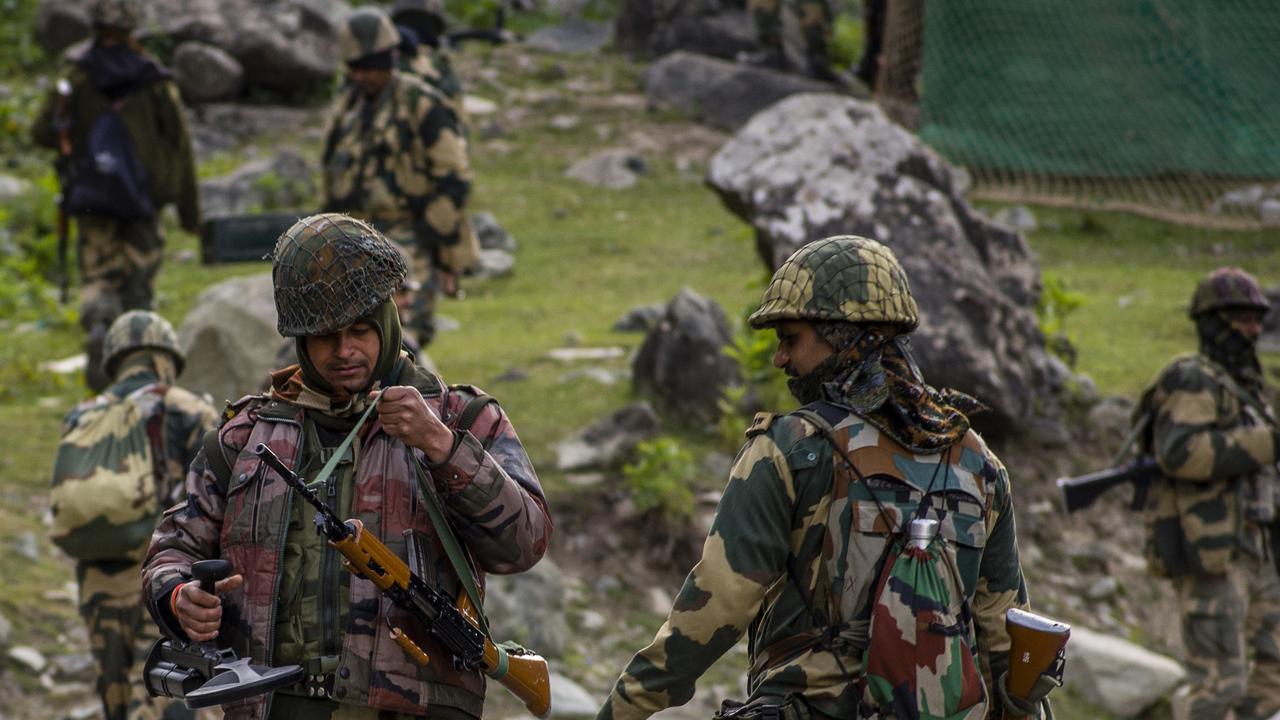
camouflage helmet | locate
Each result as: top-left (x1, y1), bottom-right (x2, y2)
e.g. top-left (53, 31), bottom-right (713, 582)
top-left (91, 0), bottom-right (142, 30)
top-left (339, 6), bottom-right (401, 63)
top-left (102, 310), bottom-right (184, 378)
top-left (1189, 266), bottom-right (1270, 317)
top-left (749, 235), bottom-right (919, 331)
top-left (271, 213), bottom-right (408, 337)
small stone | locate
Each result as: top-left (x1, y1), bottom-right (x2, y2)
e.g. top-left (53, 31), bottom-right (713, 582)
top-left (14, 532), bottom-right (38, 561)
top-left (434, 315), bottom-right (461, 333)
top-left (1261, 199), bottom-right (1280, 227)
top-left (463, 95), bottom-right (498, 116)
top-left (9, 646), bottom-right (48, 673)
top-left (992, 204), bottom-right (1037, 233)
top-left (578, 609), bottom-right (607, 631)
top-left (559, 368), bottom-right (621, 385)
top-left (65, 703), bottom-right (100, 720)
top-left (550, 114), bottom-right (580, 130)
top-left (492, 367), bottom-right (530, 383)
top-left (0, 610), bottom-right (10, 646)
top-left (51, 652), bottom-right (94, 680)
top-left (474, 248), bottom-right (515, 278)
top-left (595, 575), bottom-right (621, 595)
top-left (1087, 577), bottom-right (1120, 601)
top-left (648, 587), bottom-right (674, 615)
top-left (562, 330), bottom-right (584, 347)
top-left (564, 472), bottom-right (605, 488)
top-left (548, 672), bottom-right (600, 718)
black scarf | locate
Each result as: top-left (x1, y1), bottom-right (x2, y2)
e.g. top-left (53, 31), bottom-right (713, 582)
top-left (79, 41), bottom-right (168, 100)
top-left (1197, 310), bottom-right (1265, 395)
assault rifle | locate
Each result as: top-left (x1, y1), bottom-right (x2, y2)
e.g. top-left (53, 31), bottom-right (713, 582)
top-left (1056, 456), bottom-right (1161, 514)
top-left (53, 78), bottom-right (74, 304)
top-left (253, 443), bottom-right (551, 718)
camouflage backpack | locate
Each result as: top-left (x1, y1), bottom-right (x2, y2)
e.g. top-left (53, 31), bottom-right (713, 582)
top-left (50, 384), bottom-right (167, 561)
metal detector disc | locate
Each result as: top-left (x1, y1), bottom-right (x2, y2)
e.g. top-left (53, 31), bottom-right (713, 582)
top-left (184, 658), bottom-right (304, 709)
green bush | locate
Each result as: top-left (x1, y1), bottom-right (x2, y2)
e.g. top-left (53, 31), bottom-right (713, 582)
top-left (623, 437), bottom-right (697, 521)
top-left (1036, 271), bottom-right (1087, 367)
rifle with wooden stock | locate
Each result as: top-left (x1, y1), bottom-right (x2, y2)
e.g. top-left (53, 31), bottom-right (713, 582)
top-left (1002, 608), bottom-right (1069, 720)
top-left (254, 443), bottom-right (552, 718)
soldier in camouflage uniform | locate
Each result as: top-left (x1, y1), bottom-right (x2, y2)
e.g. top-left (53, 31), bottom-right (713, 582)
top-left (746, 0), bottom-right (837, 80)
top-left (597, 236), bottom-right (1034, 720)
top-left (142, 214), bottom-right (551, 719)
top-left (391, 0), bottom-right (465, 109)
top-left (1137, 267), bottom-right (1280, 720)
top-left (58, 311), bottom-right (217, 720)
top-left (31, 0), bottom-right (200, 392)
top-left (321, 7), bottom-right (478, 350)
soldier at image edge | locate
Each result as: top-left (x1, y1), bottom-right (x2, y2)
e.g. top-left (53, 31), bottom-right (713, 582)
top-left (53, 311), bottom-right (218, 720)
top-left (596, 236), bottom-right (1037, 720)
top-left (31, 0), bottom-right (200, 393)
top-left (321, 6), bottom-right (479, 351)
top-left (391, 0), bottom-right (466, 108)
top-left (141, 213), bottom-right (551, 719)
top-left (1136, 267), bottom-right (1280, 720)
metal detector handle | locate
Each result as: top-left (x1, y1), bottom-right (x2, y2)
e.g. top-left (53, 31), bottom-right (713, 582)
top-left (192, 559), bottom-right (231, 594)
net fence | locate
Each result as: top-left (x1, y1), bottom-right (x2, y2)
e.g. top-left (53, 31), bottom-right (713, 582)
top-left (880, 0), bottom-right (1280, 228)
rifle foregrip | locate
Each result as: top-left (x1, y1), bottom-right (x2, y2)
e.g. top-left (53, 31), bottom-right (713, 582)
top-left (484, 640), bottom-right (551, 719)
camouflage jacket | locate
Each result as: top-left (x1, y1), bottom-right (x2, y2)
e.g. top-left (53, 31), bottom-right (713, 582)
top-left (1140, 354), bottom-right (1278, 576)
top-left (31, 43), bottom-right (200, 228)
top-left (400, 48), bottom-right (463, 105)
top-left (142, 363), bottom-right (551, 719)
top-left (598, 403), bottom-right (1028, 720)
top-left (321, 72), bottom-right (475, 274)
top-left (62, 364), bottom-right (218, 512)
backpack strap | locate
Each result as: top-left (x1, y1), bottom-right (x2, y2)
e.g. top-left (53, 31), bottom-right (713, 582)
top-left (452, 387), bottom-right (498, 435)
top-left (203, 427), bottom-right (235, 496)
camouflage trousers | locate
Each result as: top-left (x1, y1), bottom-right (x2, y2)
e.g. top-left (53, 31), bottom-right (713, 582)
top-left (1174, 552), bottom-right (1280, 720)
top-left (76, 215), bottom-right (163, 329)
top-left (747, 0), bottom-right (835, 78)
top-left (77, 559), bottom-right (193, 720)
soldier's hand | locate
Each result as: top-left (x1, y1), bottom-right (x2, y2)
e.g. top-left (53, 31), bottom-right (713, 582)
top-left (374, 386), bottom-right (455, 463)
top-left (441, 271), bottom-right (462, 299)
top-left (174, 573), bottom-right (243, 642)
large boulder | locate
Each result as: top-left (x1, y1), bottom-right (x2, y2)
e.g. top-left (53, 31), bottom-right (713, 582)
top-left (141, 0), bottom-right (348, 99)
top-left (483, 558), bottom-right (569, 659)
top-left (35, 0), bottom-right (91, 56)
top-left (632, 289), bottom-right (738, 424)
top-left (553, 402), bottom-right (661, 472)
top-left (707, 93), bottom-right (1055, 438)
top-left (615, 0), bottom-right (756, 61)
top-left (199, 149), bottom-right (316, 217)
top-left (1065, 626), bottom-right (1185, 718)
top-left (645, 51), bottom-right (837, 131)
top-left (177, 273), bottom-right (281, 405)
top-left (171, 42), bottom-right (246, 104)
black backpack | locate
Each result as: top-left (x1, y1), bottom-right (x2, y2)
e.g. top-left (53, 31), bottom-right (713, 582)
top-left (64, 102), bottom-right (154, 221)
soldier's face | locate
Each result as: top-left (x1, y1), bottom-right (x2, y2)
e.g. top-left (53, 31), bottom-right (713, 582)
top-left (1226, 308), bottom-right (1265, 342)
top-left (772, 320), bottom-right (834, 378)
top-left (304, 321), bottom-right (381, 393)
top-left (348, 67), bottom-right (393, 98)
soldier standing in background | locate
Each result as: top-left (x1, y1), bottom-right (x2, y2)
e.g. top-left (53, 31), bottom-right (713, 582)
top-left (143, 214), bottom-right (551, 720)
top-left (596, 237), bottom-right (1036, 720)
top-left (744, 0), bottom-right (837, 81)
top-left (1137, 267), bottom-right (1280, 720)
top-left (391, 0), bottom-right (465, 108)
top-left (31, 0), bottom-right (199, 392)
top-left (321, 6), bottom-right (478, 351)
top-left (53, 311), bottom-right (217, 720)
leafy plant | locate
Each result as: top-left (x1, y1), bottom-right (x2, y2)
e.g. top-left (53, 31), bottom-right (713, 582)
top-left (623, 437), bottom-right (697, 521)
top-left (1036, 271), bottom-right (1087, 367)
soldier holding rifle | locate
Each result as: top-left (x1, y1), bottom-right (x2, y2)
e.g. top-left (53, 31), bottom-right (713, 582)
top-left (143, 214), bottom-right (551, 719)
top-left (1134, 267), bottom-right (1280, 720)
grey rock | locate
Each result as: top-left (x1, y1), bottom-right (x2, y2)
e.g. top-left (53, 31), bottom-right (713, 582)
top-left (35, 0), bottom-right (91, 56)
top-left (8, 646), bottom-right (48, 674)
top-left (177, 273), bottom-right (280, 405)
top-left (1261, 198), bottom-right (1280, 227)
top-left (645, 51), bottom-right (838, 131)
top-left (566, 150), bottom-right (648, 190)
top-left (613, 303), bottom-right (665, 332)
top-left (577, 609), bottom-right (607, 631)
top-left (1086, 576), bottom-right (1119, 601)
top-left (549, 672), bottom-right (599, 718)
top-left (493, 367), bottom-right (530, 383)
top-left (50, 653), bottom-right (94, 681)
top-left (708, 94), bottom-right (1061, 439)
top-left (1065, 626), bottom-right (1184, 718)
top-left (471, 211), bottom-right (518, 252)
top-left (992, 204), bottom-right (1037, 233)
top-left (473, 249), bottom-right (516, 279)
top-left (200, 149), bottom-right (315, 216)
top-left (172, 42), bottom-right (245, 103)
top-left (190, 104), bottom-right (318, 157)
top-left (0, 610), bottom-right (10, 647)
top-left (632, 289), bottom-right (738, 424)
top-left (0, 175), bottom-right (32, 203)
top-left (14, 532), bottom-right (39, 561)
top-left (65, 704), bottom-right (100, 720)
top-left (485, 558), bottom-right (569, 658)
top-left (526, 19), bottom-right (612, 55)
top-left (1212, 184), bottom-right (1266, 215)
top-left (559, 368), bottom-right (623, 386)
top-left (142, 0), bottom-right (349, 98)
top-left (554, 402), bottom-right (661, 471)
top-left (615, 0), bottom-right (756, 61)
